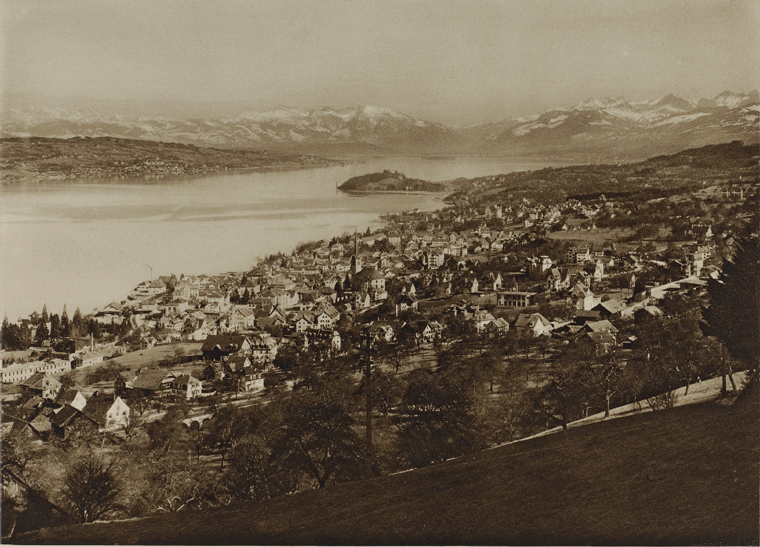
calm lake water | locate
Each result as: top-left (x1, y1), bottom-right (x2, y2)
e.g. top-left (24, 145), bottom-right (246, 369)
top-left (1, 157), bottom-right (560, 320)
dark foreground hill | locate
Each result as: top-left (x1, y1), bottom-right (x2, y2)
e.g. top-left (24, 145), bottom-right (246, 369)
top-left (18, 379), bottom-right (759, 545)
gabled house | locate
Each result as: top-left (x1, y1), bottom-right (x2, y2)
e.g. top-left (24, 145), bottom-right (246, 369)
top-left (170, 375), bottom-right (203, 399)
top-left (28, 413), bottom-right (53, 439)
top-left (582, 320), bottom-right (618, 336)
top-left (1, 415), bottom-right (40, 442)
top-left (573, 283), bottom-right (597, 311)
top-left (581, 331), bottom-right (617, 356)
top-left (572, 247), bottom-right (592, 263)
top-left (546, 267), bottom-right (571, 292)
top-left (395, 294), bottom-right (419, 316)
top-left (315, 306), bottom-right (340, 330)
top-left (229, 307), bottom-right (256, 331)
top-left (94, 301), bottom-right (124, 325)
top-left (293, 312), bottom-right (316, 333)
top-left (201, 334), bottom-right (251, 361)
top-left (83, 394), bottom-right (131, 432)
top-left (400, 321), bottom-right (440, 345)
top-left (331, 330), bottom-right (342, 352)
top-left (242, 365), bottom-right (265, 392)
top-left (400, 282), bottom-right (417, 297)
top-left (130, 370), bottom-right (176, 398)
top-left (19, 373), bottom-right (62, 401)
top-left (248, 334), bottom-right (279, 364)
top-left (55, 389), bottom-right (87, 412)
top-left (49, 405), bottom-right (99, 440)
top-left (469, 278), bottom-right (480, 294)
top-left (514, 313), bottom-right (552, 337)
top-left (592, 299), bottom-right (628, 320)
top-left (473, 309), bottom-right (497, 333)
top-left (484, 317), bottom-right (510, 337)
top-left (593, 260), bottom-right (605, 283)
top-left (354, 292), bottom-right (372, 310)
top-left (226, 355), bottom-right (251, 376)
top-left (484, 272), bottom-right (503, 291)
top-left (368, 321), bottom-right (395, 345)
top-left (164, 298), bottom-right (190, 315)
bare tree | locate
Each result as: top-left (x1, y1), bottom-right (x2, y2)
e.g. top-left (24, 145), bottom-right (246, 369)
top-left (60, 454), bottom-right (121, 523)
top-left (271, 393), bottom-right (363, 489)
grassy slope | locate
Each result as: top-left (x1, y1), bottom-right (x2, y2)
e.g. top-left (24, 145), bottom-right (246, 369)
top-left (20, 379), bottom-right (759, 545)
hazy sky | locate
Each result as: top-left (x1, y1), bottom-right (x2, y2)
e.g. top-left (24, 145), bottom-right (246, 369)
top-left (3, 0), bottom-right (759, 125)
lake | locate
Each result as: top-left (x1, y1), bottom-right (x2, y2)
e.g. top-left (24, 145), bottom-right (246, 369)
top-left (1, 156), bottom-right (561, 320)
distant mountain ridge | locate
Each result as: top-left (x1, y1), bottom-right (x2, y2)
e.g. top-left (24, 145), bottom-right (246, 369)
top-left (2, 103), bottom-right (460, 154)
top-left (3, 90), bottom-right (758, 160)
top-left (478, 90), bottom-right (759, 158)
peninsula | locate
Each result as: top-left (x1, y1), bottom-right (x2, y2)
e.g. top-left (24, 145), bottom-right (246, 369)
top-left (0, 136), bottom-right (347, 184)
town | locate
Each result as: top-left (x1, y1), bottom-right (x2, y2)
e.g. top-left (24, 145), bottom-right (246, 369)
top-left (1, 140), bottom-right (758, 534)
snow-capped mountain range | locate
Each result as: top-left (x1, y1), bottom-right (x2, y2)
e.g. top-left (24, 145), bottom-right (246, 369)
top-left (477, 90), bottom-right (759, 157)
top-left (3, 91), bottom-right (758, 159)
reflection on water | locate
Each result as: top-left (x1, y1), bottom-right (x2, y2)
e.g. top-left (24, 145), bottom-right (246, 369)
top-left (1, 157), bottom-right (560, 319)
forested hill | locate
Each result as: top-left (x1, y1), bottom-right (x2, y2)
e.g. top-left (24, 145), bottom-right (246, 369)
top-left (0, 136), bottom-right (344, 184)
top-left (644, 140), bottom-right (759, 169)
top-left (338, 170), bottom-right (446, 192)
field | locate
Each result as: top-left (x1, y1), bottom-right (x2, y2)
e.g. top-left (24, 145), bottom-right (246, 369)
top-left (62, 342), bottom-right (203, 388)
top-left (545, 227), bottom-right (634, 243)
top-left (107, 342), bottom-right (202, 370)
top-left (18, 376), bottom-right (759, 545)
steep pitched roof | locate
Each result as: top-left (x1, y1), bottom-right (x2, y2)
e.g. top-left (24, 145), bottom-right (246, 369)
top-left (585, 331), bottom-right (616, 345)
top-left (131, 370), bottom-right (174, 390)
top-left (354, 267), bottom-right (385, 282)
top-left (514, 313), bottom-right (551, 329)
top-left (201, 334), bottom-right (248, 353)
top-left (82, 393), bottom-right (116, 426)
top-left (49, 404), bottom-right (84, 428)
top-left (593, 299), bottom-right (628, 315)
top-left (56, 389), bottom-right (84, 406)
top-left (584, 320), bottom-right (618, 334)
top-left (19, 372), bottom-right (46, 390)
top-left (226, 355), bottom-right (250, 372)
top-left (1, 414), bottom-right (34, 439)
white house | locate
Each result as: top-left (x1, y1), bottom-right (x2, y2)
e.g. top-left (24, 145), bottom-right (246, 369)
top-left (514, 313), bottom-right (552, 337)
top-left (170, 375), bottom-right (203, 399)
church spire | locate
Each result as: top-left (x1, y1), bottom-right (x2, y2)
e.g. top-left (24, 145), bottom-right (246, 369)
top-left (351, 230), bottom-right (361, 276)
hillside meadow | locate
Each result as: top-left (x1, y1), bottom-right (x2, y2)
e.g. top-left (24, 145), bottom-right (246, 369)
top-left (17, 376), bottom-right (759, 545)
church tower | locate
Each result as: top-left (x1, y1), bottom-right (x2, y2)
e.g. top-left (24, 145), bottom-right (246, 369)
top-left (350, 232), bottom-right (361, 277)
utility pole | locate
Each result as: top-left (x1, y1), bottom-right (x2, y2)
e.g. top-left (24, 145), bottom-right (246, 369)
top-left (365, 351), bottom-right (374, 477)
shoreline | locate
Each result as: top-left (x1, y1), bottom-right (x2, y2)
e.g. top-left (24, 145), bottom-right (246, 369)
top-left (339, 189), bottom-right (449, 196)
top-left (1, 182), bottom-right (449, 322)
top-left (0, 159), bottom-right (359, 187)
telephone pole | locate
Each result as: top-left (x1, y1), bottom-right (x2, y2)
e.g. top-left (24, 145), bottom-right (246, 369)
top-left (365, 353), bottom-right (373, 476)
